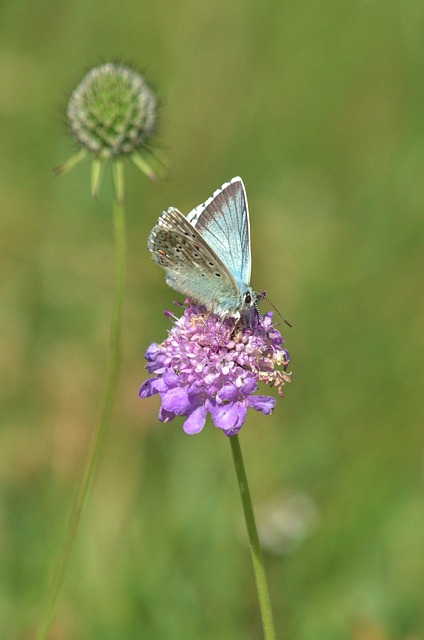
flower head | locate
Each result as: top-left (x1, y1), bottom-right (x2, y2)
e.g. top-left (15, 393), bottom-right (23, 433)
top-left (139, 304), bottom-right (292, 436)
top-left (56, 62), bottom-right (161, 196)
top-left (67, 62), bottom-right (157, 158)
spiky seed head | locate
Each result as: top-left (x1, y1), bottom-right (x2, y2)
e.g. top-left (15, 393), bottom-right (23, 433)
top-left (67, 62), bottom-right (157, 158)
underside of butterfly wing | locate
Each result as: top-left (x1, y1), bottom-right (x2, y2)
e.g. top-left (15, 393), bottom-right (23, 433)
top-left (148, 207), bottom-right (247, 316)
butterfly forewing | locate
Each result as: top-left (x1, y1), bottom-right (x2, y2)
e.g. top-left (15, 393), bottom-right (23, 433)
top-left (186, 177), bottom-right (251, 286)
top-left (148, 207), bottom-right (242, 313)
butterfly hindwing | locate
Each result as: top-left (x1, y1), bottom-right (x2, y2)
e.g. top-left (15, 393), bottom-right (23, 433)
top-left (148, 207), bottom-right (242, 313)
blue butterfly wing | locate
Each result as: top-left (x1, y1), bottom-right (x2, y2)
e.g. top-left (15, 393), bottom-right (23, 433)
top-left (148, 207), bottom-right (244, 315)
top-left (186, 177), bottom-right (251, 287)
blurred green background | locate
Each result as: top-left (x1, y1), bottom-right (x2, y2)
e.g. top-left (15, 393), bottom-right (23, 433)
top-left (1, 1), bottom-right (424, 639)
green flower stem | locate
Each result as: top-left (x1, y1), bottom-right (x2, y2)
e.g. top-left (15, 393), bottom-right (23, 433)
top-left (36, 164), bottom-right (127, 640)
top-left (229, 434), bottom-right (276, 640)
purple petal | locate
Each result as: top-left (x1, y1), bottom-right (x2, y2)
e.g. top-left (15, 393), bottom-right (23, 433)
top-left (225, 424), bottom-right (244, 437)
top-left (241, 377), bottom-right (258, 395)
top-left (211, 402), bottom-right (248, 432)
top-left (146, 362), bottom-right (166, 375)
top-left (162, 387), bottom-right (192, 415)
top-left (139, 378), bottom-right (161, 398)
top-left (145, 342), bottom-right (161, 361)
top-left (163, 371), bottom-right (181, 388)
top-left (144, 344), bottom-right (165, 374)
top-left (217, 384), bottom-right (238, 402)
top-left (248, 395), bottom-right (276, 415)
top-left (158, 406), bottom-right (175, 423)
top-left (183, 405), bottom-right (208, 435)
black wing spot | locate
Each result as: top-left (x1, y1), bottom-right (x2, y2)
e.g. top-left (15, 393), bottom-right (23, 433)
top-left (215, 273), bottom-right (221, 278)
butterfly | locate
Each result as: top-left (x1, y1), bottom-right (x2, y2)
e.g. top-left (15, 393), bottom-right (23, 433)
top-left (147, 177), bottom-right (259, 320)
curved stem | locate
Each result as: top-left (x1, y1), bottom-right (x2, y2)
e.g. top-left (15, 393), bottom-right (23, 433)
top-left (36, 165), bottom-right (127, 640)
top-left (229, 434), bottom-right (276, 640)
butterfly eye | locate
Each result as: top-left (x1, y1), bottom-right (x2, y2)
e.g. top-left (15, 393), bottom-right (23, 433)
top-left (244, 292), bottom-right (252, 304)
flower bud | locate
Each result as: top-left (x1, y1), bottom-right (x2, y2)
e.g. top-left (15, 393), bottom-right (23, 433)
top-left (67, 63), bottom-right (157, 158)
top-left (56, 62), bottom-right (161, 195)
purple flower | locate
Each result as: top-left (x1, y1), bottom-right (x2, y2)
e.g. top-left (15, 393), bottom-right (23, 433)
top-left (139, 304), bottom-right (292, 436)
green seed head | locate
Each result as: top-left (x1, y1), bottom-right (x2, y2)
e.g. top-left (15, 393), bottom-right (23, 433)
top-left (67, 63), bottom-right (157, 159)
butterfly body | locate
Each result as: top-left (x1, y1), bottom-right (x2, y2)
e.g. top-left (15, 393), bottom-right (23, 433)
top-left (148, 177), bottom-right (257, 319)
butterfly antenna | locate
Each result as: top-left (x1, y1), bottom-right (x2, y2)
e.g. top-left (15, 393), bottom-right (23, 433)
top-left (263, 294), bottom-right (292, 328)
